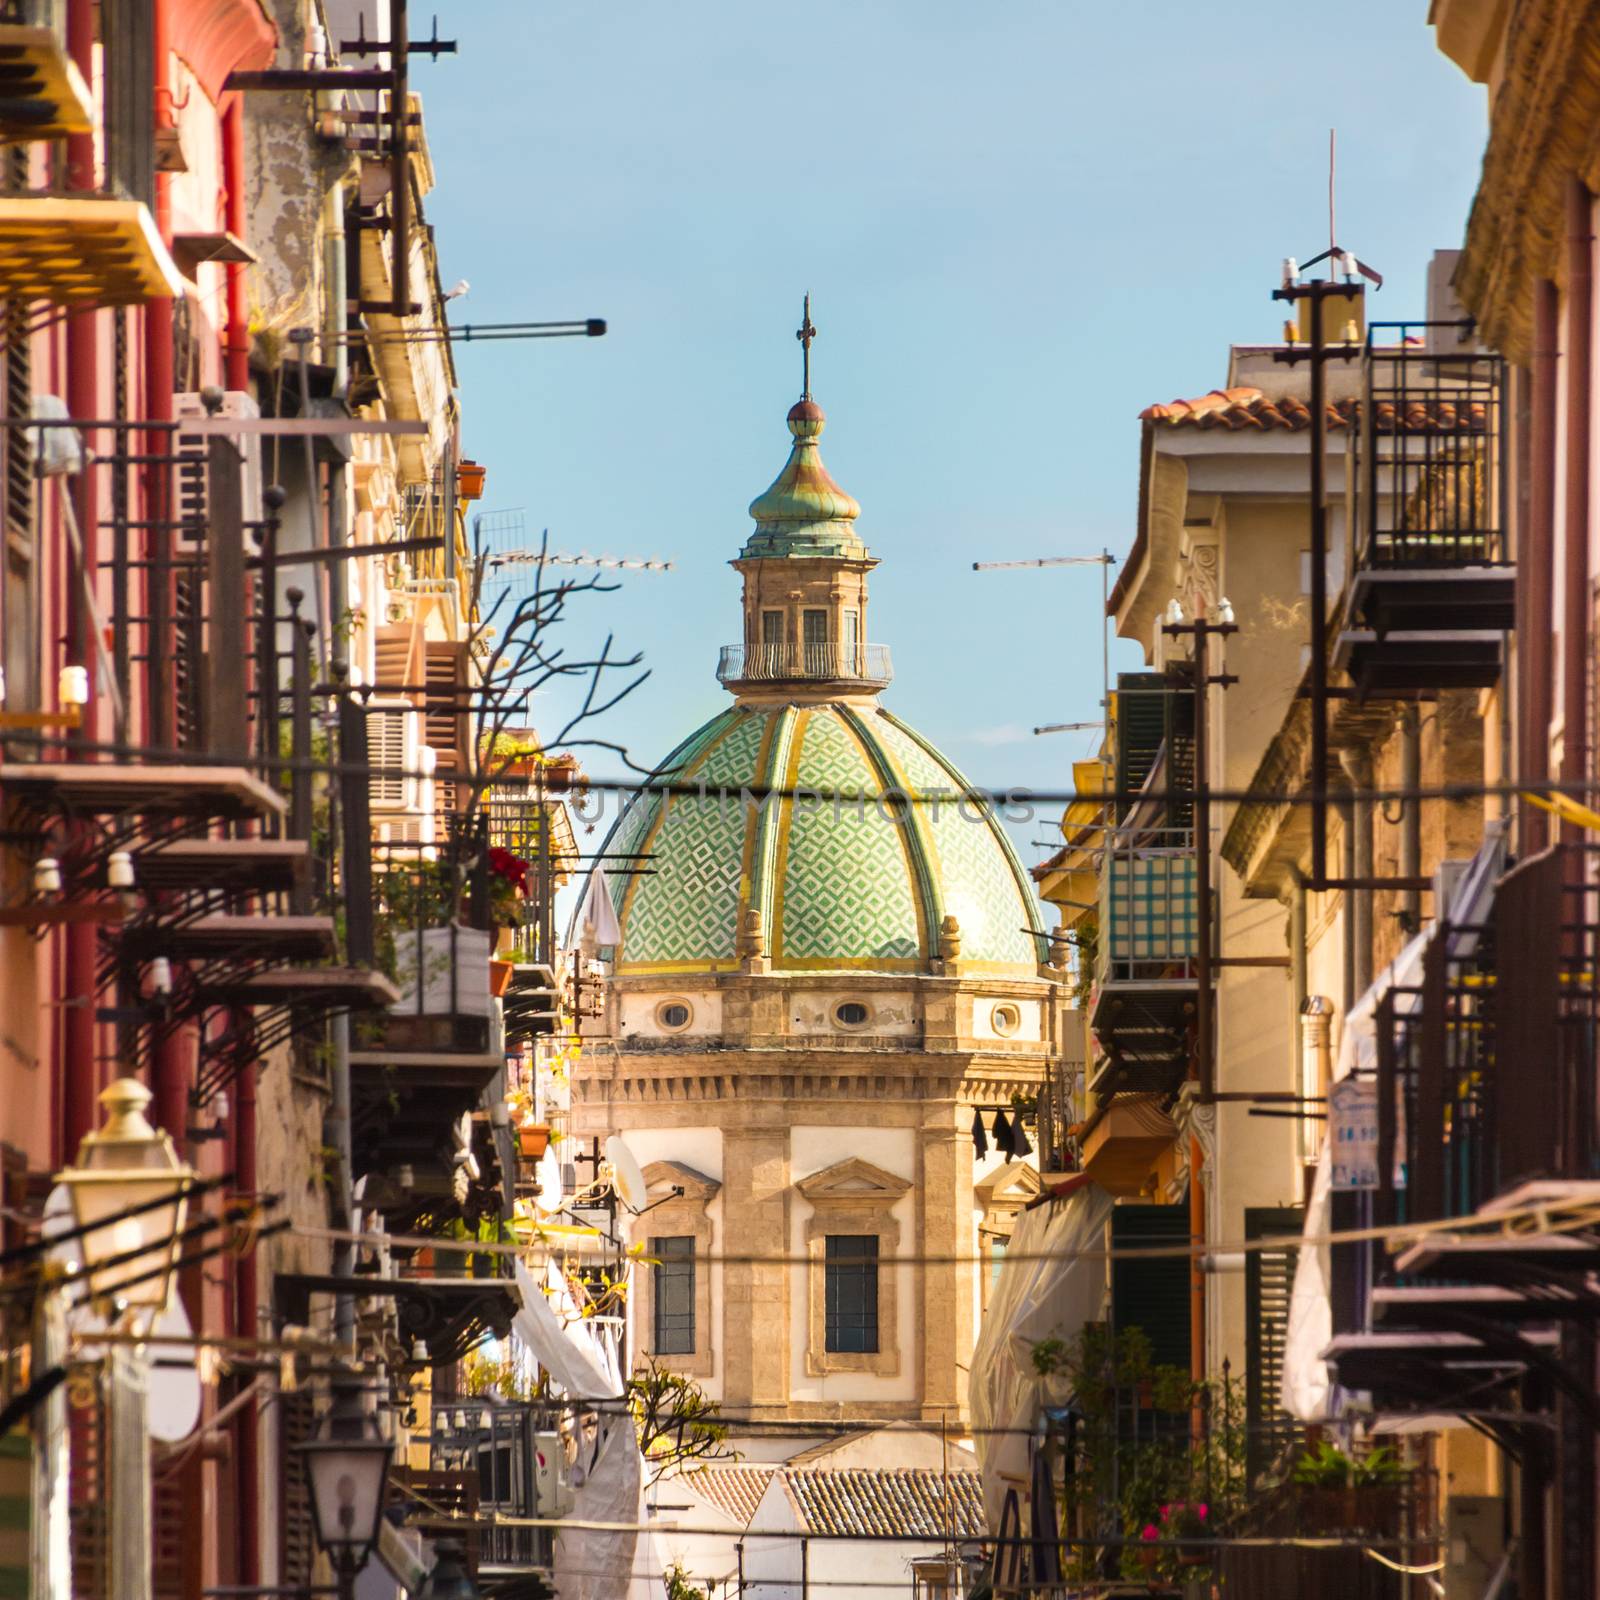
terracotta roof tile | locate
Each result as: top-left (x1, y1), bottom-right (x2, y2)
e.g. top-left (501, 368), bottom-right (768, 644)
top-left (1139, 386), bottom-right (1489, 435)
top-left (690, 1465), bottom-right (776, 1526)
top-left (783, 1467), bottom-right (986, 1540)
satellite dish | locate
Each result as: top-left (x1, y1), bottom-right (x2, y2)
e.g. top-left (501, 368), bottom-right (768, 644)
top-left (605, 1136), bottom-right (647, 1213)
top-left (146, 1294), bottom-right (203, 1442)
top-left (533, 1146), bottom-right (565, 1216)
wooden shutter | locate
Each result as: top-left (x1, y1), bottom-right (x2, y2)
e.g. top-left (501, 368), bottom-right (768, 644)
top-left (1114, 672), bottom-right (1194, 828)
top-left (1244, 1206), bottom-right (1303, 1483)
top-left (424, 641), bottom-right (468, 812)
top-left (1110, 1204), bottom-right (1190, 1373)
top-left (278, 1390), bottom-right (317, 1588)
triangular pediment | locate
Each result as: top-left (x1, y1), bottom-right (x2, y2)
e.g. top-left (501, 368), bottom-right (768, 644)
top-left (642, 1159), bottom-right (721, 1203)
top-left (796, 1156), bottom-right (913, 1204)
top-left (975, 1160), bottom-right (1043, 1209)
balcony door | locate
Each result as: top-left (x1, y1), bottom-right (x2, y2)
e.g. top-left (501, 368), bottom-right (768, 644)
top-left (803, 608), bottom-right (829, 677)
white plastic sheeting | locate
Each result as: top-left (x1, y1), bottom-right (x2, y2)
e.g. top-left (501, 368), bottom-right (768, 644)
top-left (511, 1259), bottom-right (623, 1402)
top-left (969, 1177), bottom-right (1113, 1531)
top-left (1279, 825), bottom-right (1508, 1421)
top-left (553, 1411), bottom-right (659, 1600)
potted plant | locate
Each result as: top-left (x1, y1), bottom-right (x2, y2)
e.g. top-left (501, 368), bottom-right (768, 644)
top-left (1292, 1440), bottom-right (1407, 1536)
top-left (1159, 1500), bottom-right (1211, 1568)
top-left (457, 459), bottom-right (487, 500)
top-left (490, 956), bottom-right (515, 997)
top-left (518, 1121), bottom-right (552, 1160)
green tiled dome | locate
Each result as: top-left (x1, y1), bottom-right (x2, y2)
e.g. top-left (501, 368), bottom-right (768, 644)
top-left (599, 703), bottom-right (1044, 974)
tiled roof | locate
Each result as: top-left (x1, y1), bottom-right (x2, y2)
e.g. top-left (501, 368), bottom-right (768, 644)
top-left (783, 1467), bottom-right (986, 1540)
top-left (689, 1465), bottom-right (776, 1526)
top-left (1139, 385), bottom-right (1488, 434)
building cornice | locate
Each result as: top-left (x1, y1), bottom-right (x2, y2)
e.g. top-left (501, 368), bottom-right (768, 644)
top-left (1455, 0), bottom-right (1600, 361)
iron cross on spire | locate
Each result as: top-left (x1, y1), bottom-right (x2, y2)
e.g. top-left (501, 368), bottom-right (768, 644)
top-left (796, 293), bottom-right (817, 399)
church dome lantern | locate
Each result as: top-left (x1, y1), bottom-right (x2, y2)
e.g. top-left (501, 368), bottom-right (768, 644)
top-left (588, 300), bottom-right (1047, 977)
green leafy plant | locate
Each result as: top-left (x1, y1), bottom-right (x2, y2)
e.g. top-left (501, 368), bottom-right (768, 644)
top-left (664, 1563), bottom-right (707, 1600)
top-left (1293, 1440), bottom-right (1408, 1489)
top-left (1031, 1325), bottom-right (1245, 1585)
top-left (627, 1357), bottom-right (735, 1482)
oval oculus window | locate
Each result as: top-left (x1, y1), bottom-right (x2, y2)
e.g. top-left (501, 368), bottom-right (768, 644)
top-left (658, 1001), bottom-right (692, 1030)
top-left (835, 1001), bottom-right (870, 1027)
top-left (991, 1003), bottom-right (1021, 1037)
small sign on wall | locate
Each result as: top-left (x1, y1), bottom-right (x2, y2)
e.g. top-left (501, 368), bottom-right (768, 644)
top-left (1328, 1078), bottom-right (1406, 1191)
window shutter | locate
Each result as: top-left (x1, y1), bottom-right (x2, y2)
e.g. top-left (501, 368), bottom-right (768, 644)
top-left (1244, 1206), bottom-right (1303, 1482)
top-left (1110, 1204), bottom-right (1191, 1373)
top-left (278, 1390), bottom-right (317, 1588)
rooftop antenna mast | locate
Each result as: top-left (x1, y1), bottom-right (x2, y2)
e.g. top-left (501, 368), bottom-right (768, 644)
top-left (972, 551), bottom-right (1118, 731)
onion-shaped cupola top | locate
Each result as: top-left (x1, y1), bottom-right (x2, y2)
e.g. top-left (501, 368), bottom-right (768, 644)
top-left (742, 398), bottom-right (867, 560)
top-left (741, 297), bottom-right (868, 561)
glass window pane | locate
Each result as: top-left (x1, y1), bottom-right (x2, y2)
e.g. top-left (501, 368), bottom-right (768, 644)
top-left (824, 1234), bottom-right (879, 1353)
top-left (651, 1236), bottom-right (695, 1356)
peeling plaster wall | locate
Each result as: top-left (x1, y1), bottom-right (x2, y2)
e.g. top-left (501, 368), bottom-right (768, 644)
top-left (787, 988), bottom-right (917, 1038)
top-left (618, 987), bottom-right (724, 1040)
top-left (244, 0), bottom-right (342, 339)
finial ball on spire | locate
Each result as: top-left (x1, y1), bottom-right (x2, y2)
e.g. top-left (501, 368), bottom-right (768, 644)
top-left (786, 397), bottom-right (825, 438)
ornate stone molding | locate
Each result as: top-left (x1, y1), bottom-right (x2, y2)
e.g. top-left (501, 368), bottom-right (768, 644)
top-left (636, 1161), bottom-right (719, 1379)
top-left (795, 1158), bottom-right (912, 1378)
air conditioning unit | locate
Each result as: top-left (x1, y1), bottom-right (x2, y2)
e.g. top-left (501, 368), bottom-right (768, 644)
top-left (175, 389), bottom-right (263, 529)
top-left (533, 1432), bottom-right (575, 1519)
top-left (366, 697), bottom-right (420, 812)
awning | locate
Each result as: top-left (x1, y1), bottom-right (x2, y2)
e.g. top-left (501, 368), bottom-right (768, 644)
top-left (969, 1175), bottom-right (1112, 1531)
top-left (1279, 823), bottom-right (1508, 1422)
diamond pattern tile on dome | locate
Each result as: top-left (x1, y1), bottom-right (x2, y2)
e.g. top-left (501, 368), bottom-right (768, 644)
top-left (621, 709), bottom-right (768, 968)
top-left (868, 711), bottom-right (1041, 967)
top-left (602, 711), bottom-right (735, 918)
top-left (777, 707), bottom-right (922, 964)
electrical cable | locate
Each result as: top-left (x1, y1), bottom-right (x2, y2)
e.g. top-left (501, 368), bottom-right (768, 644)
top-left (290, 1197), bottom-right (1600, 1268)
top-left (10, 724), bottom-right (1600, 812)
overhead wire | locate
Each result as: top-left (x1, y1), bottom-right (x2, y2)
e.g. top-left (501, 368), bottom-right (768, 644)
top-left (9, 724), bottom-right (1600, 813)
top-left (291, 1197), bottom-right (1600, 1269)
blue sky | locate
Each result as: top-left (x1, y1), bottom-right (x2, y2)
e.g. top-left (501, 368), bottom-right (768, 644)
top-left (419, 3), bottom-right (1487, 870)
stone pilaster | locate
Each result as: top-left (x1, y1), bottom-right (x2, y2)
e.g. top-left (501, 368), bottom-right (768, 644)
top-left (917, 1112), bottom-right (974, 1420)
top-left (720, 1128), bottom-right (791, 1418)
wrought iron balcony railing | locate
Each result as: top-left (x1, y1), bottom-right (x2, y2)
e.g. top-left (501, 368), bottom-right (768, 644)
top-left (717, 641), bottom-right (893, 687)
top-left (1356, 326), bottom-right (1509, 572)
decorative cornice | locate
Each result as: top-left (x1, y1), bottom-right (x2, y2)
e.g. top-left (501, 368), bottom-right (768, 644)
top-left (795, 1156), bottom-right (913, 1203)
top-left (1455, 0), bottom-right (1600, 361)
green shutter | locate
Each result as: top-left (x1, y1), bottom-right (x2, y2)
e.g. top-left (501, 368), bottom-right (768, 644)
top-left (1110, 1204), bottom-right (1191, 1373)
top-left (1244, 1206), bottom-right (1304, 1482)
top-left (1113, 672), bottom-right (1194, 830)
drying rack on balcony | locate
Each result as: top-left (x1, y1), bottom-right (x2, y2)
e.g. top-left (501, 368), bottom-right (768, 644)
top-left (1088, 824), bottom-right (1201, 1102)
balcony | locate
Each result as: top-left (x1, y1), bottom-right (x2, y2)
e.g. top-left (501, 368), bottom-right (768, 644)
top-left (0, 195), bottom-right (182, 304)
top-left (0, 20), bottom-right (93, 141)
top-left (1325, 843), bottom-right (1600, 1422)
top-left (1088, 833), bottom-right (1199, 1100)
top-left (717, 640), bottom-right (892, 690)
top-left (1336, 329), bottom-right (1513, 697)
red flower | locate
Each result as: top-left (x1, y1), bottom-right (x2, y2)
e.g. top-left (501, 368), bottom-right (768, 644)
top-left (487, 847), bottom-right (530, 896)
top-left (1140, 1525), bottom-right (1159, 1543)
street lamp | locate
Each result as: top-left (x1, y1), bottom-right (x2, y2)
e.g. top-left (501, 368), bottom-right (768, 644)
top-left (55, 1078), bottom-right (194, 1329)
top-left (299, 1376), bottom-right (394, 1600)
